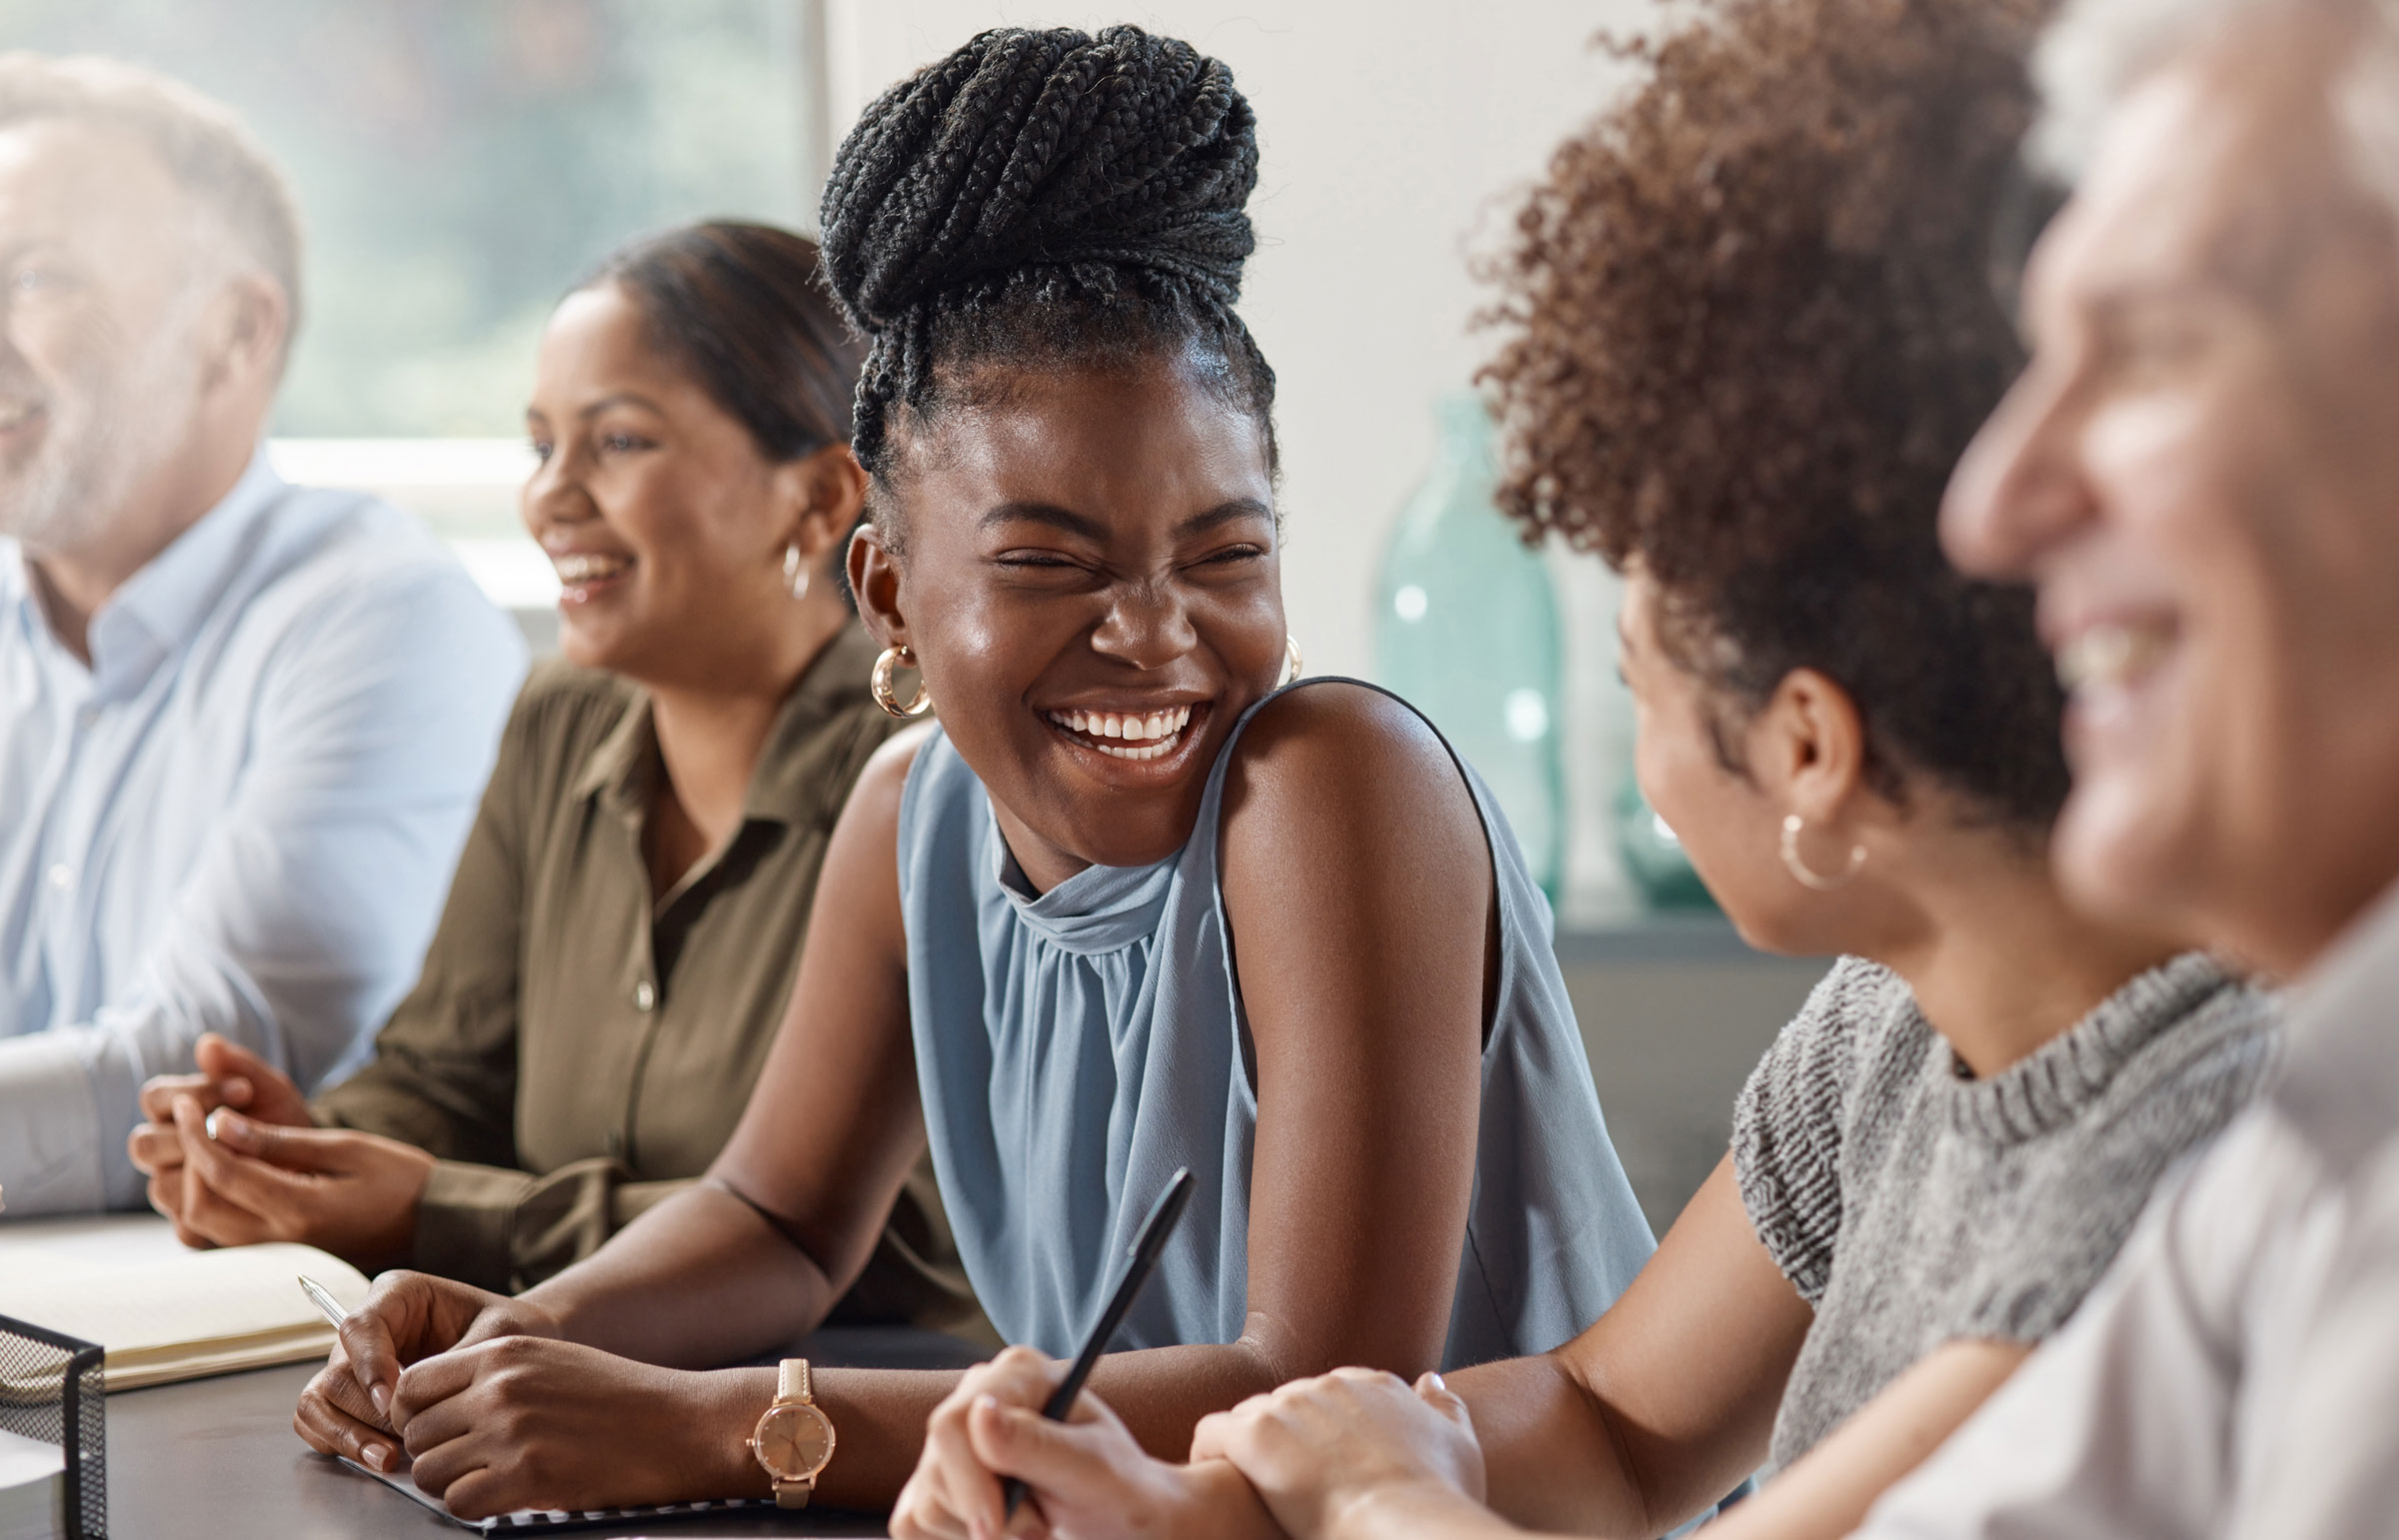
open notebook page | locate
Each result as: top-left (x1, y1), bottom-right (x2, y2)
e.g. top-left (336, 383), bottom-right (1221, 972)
top-left (0, 1214), bottom-right (369, 1390)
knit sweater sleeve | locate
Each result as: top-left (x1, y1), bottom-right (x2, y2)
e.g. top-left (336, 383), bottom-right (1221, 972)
top-left (1731, 958), bottom-right (1891, 1303)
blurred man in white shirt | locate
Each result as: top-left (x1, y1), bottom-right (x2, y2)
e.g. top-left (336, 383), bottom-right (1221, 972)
top-left (0, 55), bottom-right (523, 1216)
top-left (1855, 0), bottom-right (2399, 1533)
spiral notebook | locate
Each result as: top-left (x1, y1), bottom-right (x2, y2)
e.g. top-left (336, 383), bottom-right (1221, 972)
top-left (342, 1455), bottom-right (782, 1533)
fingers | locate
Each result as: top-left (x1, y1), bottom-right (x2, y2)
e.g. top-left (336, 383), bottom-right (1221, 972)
top-left (169, 1097), bottom-right (286, 1247)
top-left (966, 1396), bottom-right (1121, 1492)
top-left (392, 1341), bottom-right (494, 1433)
top-left (1412, 1370), bottom-right (1473, 1431)
top-left (174, 1097), bottom-right (317, 1209)
top-left (294, 1358), bottom-right (404, 1474)
top-left (140, 1167), bottom-right (213, 1249)
top-left (127, 1116), bottom-right (189, 1176)
top-left (919, 1385), bottom-right (1008, 1540)
top-left (339, 1272), bottom-right (465, 1422)
top-left (194, 1031), bottom-right (276, 1093)
top-left (206, 1112), bottom-right (357, 1175)
top-left (138, 1071), bottom-right (225, 1129)
top-left (906, 1348), bottom-right (1065, 1540)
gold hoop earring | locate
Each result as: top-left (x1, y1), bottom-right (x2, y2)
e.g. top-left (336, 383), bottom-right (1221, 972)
top-left (872, 645), bottom-right (933, 719)
top-left (783, 544), bottom-right (810, 602)
top-left (1278, 636), bottom-right (1303, 689)
top-left (1780, 813), bottom-right (1864, 892)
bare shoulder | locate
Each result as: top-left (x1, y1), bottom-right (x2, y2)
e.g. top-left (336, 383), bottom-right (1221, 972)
top-left (837, 719), bottom-right (941, 833)
top-left (1220, 683), bottom-right (1484, 869)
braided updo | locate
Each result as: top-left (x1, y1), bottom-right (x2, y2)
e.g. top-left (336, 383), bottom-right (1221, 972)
top-left (819, 25), bottom-right (1276, 525)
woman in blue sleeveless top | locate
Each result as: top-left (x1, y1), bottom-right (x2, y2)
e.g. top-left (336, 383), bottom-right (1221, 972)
top-left (290, 26), bottom-right (1651, 1521)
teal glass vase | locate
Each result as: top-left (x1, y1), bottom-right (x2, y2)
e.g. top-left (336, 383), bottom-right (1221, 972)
top-left (1373, 393), bottom-right (1566, 902)
top-left (1612, 775), bottom-right (1717, 911)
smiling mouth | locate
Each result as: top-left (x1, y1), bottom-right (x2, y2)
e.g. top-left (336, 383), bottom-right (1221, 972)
top-left (1042, 704), bottom-right (1199, 763)
top-left (551, 552), bottom-right (636, 605)
top-left (2055, 621), bottom-right (2176, 696)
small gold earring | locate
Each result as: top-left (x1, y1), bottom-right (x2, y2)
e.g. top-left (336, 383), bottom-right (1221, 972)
top-left (1278, 636), bottom-right (1303, 689)
top-left (783, 544), bottom-right (810, 602)
top-left (1780, 812), bottom-right (1864, 891)
top-left (872, 645), bottom-right (933, 719)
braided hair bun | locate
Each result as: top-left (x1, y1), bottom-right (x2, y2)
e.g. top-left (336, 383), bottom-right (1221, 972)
top-left (819, 25), bottom-right (1274, 481)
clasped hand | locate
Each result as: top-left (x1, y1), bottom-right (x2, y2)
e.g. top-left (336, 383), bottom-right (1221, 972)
top-left (292, 1270), bottom-right (730, 1519)
top-left (1193, 1367), bottom-right (1488, 1538)
top-left (125, 1032), bottom-right (434, 1269)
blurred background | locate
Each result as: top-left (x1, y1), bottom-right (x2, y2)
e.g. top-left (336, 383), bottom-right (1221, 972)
top-left (2, 0), bottom-right (1830, 1227)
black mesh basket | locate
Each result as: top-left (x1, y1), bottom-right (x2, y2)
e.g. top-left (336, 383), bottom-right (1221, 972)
top-left (0, 1313), bottom-right (104, 1539)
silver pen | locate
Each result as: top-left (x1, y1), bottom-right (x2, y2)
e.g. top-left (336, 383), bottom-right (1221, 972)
top-left (296, 1273), bottom-right (350, 1328)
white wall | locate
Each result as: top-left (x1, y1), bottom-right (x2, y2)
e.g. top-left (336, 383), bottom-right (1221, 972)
top-left (818, 0), bottom-right (1656, 915)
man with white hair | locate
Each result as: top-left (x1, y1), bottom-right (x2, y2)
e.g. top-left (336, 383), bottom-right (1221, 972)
top-left (0, 56), bottom-right (523, 1216)
top-left (1853, 0), bottom-right (2399, 1533)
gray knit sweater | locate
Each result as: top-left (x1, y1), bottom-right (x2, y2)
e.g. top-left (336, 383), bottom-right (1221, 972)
top-left (1733, 952), bottom-right (2276, 1472)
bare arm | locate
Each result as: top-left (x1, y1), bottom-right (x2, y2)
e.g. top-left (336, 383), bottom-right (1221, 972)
top-left (1458, 1156), bottom-right (1812, 1536)
top-left (1697, 1338), bottom-right (2029, 1540)
top-left (1199, 1155), bottom-right (1812, 1540)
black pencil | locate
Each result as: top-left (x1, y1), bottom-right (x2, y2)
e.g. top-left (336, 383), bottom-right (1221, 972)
top-left (1001, 1166), bottom-right (1196, 1521)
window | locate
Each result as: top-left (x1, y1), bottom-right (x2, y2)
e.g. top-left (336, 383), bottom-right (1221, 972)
top-left (7, 0), bottom-right (824, 623)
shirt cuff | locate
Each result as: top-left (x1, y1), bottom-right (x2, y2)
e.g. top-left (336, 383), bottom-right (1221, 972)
top-left (0, 1030), bottom-right (111, 1216)
top-left (413, 1159), bottom-right (541, 1292)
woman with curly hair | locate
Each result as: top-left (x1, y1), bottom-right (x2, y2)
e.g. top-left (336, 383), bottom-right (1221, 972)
top-left (899, 2), bottom-right (2276, 1537)
top-left (280, 24), bottom-right (1659, 1523)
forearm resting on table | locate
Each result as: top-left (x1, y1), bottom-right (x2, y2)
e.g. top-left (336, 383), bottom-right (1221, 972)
top-left (522, 1182), bottom-right (841, 1366)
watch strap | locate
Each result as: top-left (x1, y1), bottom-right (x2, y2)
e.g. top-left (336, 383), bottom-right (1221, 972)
top-left (777, 1358), bottom-right (813, 1404)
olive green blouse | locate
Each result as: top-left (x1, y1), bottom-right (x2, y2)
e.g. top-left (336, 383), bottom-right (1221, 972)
top-left (312, 624), bottom-right (983, 1334)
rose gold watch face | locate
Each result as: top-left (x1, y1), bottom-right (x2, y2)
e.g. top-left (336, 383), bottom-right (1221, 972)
top-left (754, 1402), bottom-right (836, 1481)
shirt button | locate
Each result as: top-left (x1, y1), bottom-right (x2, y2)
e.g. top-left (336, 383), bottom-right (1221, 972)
top-left (45, 863), bottom-right (72, 892)
top-left (634, 980), bottom-right (656, 1012)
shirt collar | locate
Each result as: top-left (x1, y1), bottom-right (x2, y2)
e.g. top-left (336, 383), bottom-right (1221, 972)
top-left (574, 621), bottom-right (883, 826)
top-left (84, 448), bottom-right (284, 687)
top-left (2268, 872), bottom-right (2399, 1175)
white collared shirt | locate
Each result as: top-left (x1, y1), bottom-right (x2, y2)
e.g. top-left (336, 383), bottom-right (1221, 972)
top-left (0, 451), bottom-right (525, 1215)
top-left (1856, 878), bottom-right (2399, 1538)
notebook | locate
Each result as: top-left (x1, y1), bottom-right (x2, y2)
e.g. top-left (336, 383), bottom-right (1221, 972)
top-left (342, 1455), bottom-right (787, 1534)
top-left (0, 1427), bottom-right (62, 1540)
top-left (0, 1214), bottom-right (371, 1391)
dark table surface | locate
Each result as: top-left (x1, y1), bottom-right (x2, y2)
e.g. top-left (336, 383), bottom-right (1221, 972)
top-left (103, 1328), bottom-right (988, 1538)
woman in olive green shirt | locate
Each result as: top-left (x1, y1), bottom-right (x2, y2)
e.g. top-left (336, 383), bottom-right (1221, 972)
top-left (126, 222), bottom-right (981, 1331)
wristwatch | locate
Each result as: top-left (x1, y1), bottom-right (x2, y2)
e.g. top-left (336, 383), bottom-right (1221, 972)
top-left (746, 1358), bottom-right (836, 1508)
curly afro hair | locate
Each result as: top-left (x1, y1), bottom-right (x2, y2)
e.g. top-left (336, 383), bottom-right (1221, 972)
top-left (818, 25), bottom-right (1275, 525)
top-left (1483, 0), bottom-right (2070, 829)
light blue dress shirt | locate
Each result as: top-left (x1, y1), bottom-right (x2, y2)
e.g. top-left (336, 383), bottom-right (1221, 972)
top-left (0, 451), bottom-right (526, 1215)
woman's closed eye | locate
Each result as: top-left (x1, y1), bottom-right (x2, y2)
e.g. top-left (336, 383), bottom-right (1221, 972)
top-left (1190, 543), bottom-right (1267, 572)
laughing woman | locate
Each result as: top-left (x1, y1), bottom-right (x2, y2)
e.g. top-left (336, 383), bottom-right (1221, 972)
top-left (286, 26), bottom-right (1655, 1522)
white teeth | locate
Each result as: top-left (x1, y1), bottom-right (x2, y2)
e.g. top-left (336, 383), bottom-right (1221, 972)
top-left (1043, 703), bottom-right (1197, 755)
top-left (2056, 624), bottom-right (2172, 694)
top-left (1092, 739), bottom-right (1173, 761)
top-left (553, 553), bottom-right (632, 584)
